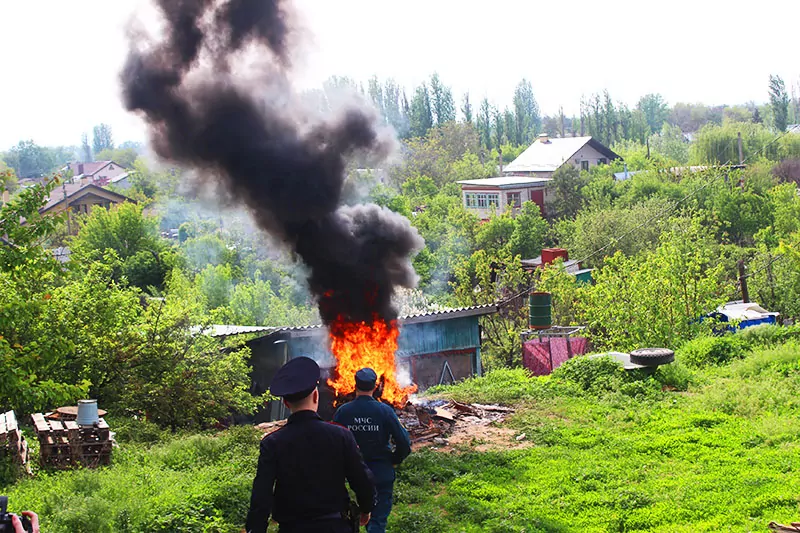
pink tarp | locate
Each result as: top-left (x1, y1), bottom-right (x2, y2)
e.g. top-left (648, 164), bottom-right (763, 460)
top-left (522, 337), bottom-right (588, 376)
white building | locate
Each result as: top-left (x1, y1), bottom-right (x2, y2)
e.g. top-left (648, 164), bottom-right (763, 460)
top-left (457, 176), bottom-right (551, 220)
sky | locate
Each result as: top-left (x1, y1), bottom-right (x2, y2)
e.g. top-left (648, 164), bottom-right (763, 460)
top-left (1, 0), bottom-right (798, 150)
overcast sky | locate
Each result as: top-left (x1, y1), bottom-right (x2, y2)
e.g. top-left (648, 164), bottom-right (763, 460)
top-left (1, 0), bottom-right (798, 150)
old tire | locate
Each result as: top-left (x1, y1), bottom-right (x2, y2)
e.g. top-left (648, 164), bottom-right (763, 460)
top-left (629, 348), bottom-right (675, 366)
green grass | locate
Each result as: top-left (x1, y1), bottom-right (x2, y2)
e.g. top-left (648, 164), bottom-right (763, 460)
top-left (393, 341), bottom-right (800, 532)
top-left (3, 338), bottom-right (800, 532)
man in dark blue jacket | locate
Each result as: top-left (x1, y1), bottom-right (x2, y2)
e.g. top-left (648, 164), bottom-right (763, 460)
top-left (246, 357), bottom-right (375, 533)
top-left (333, 368), bottom-right (412, 533)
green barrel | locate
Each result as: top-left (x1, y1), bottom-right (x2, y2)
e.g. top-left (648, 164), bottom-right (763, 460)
top-left (529, 292), bottom-right (552, 330)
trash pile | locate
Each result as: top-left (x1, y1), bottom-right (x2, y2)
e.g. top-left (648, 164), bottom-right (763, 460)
top-left (397, 399), bottom-right (515, 445)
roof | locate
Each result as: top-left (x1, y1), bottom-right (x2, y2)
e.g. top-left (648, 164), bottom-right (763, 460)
top-left (503, 136), bottom-right (620, 174)
top-left (68, 161), bottom-right (124, 177)
top-left (788, 124), bottom-right (800, 134)
top-left (40, 183), bottom-right (133, 213)
top-left (714, 301), bottom-right (779, 321)
top-left (613, 170), bottom-right (641, 181)
top-left (457, 176), bottom-right (552, 189)
top-left (202, 304), bottom-right (500, 339)
top-left (110, 172), bottom-right (130, 183)
top-left (521, 257), bottom-right (581, 271)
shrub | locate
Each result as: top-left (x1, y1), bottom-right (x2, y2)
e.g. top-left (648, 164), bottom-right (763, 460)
top-left (551, 355), bottom-right (625, 392)
top-left (653, 361), bottom-right (693, 391)
top-left (678, 335), bottom-right (747, 367)
top-left (736, 324), bottom-right (800, 348)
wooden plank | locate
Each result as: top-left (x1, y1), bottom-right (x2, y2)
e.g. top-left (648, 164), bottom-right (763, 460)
top-left (5, 411), bottom-right (17, 432)
top-left (48, 420), bottom-right (65, 435)
top-left (0, 411), bottom-right (7, 435)
top-left (31, 413), bottom-right (49, 434)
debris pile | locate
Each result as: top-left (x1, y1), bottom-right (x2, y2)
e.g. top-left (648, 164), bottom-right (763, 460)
top-left (397, 400), bottom-right (515, 444)
top-left (255, 400), bottom-right (518, 450)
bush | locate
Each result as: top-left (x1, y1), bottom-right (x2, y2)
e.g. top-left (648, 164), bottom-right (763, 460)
top-left (551, 356), bottom-right (625, 392)
top-left (736, 324), bottom-right (800, 348)
top-left (678, 335), bottom-right (747, 367)
top-left (653, 361), bottom-right (693, 391)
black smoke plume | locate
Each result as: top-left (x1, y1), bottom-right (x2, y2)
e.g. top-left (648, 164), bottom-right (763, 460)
top-left (121, 0), bottom-right (423, 325)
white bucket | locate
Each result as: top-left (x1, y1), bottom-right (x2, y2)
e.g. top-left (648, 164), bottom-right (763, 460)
top-left (76, 399), bottom-right (99, 426)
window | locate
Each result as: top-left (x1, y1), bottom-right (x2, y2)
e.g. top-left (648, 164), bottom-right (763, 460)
top-left (598, 158), bottom-right (607, 165)
top-left (487, 193), bottom-right (499, 207)
top-left (506, 192), bottom-right (521, 208)
top-left (581, 160), bottom-right (590, 171)
top-left (464, 193), bottom-right (477, 207)
top-left (477, 193), bottom-right (488, 208)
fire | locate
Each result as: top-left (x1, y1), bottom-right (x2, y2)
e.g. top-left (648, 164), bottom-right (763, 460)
top-left (327, 315), bottom-right (416, 407)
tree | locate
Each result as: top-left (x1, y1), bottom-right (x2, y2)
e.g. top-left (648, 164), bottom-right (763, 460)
top-left (508, 201), bottom-right (547, 258)
top-left (383, 79), bottom-right (407, 137)
top-left (648, 123), bottom-right (689, 164)
top-left (429, 73), bottom-right (456, 126)
top-left (477, 97), bottom-right (493, 149)
top-left (70, 202), bottom-right (172, 291)
top-left (503, 109), bottom-right (515, 147)
top-left (4, 140), bottom-right (55, 179)
top-left (409, 83), bottom-right (433, 138)
top-left (492, 106), bottom-right (505, 149)
top-left (81, 133), bottom-right (93, 162)
top-left (453, 247), bottom-right (529, 368)
top-left (575, 221), bottom-right (725, 350)
top-left (0, 164), bottom-right (17, 194)
top-left (95, 147), bottom-right (138, 168)
top-left (547, 164), bottom-right (583, 219)
top-left (769, 74), bottom-right (790, 133)
top-left (513, 79), bottom-right (540, 145)
top-left (461, 92), bottom-right (473, 124)
top-left (637, 93), bottom-right (669, 133)
top-left (92, 123), bottom-right (114, 154)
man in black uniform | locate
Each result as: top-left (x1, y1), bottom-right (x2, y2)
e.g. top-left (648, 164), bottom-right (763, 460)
top-left (246, 357), bottom-right (376, 533)
top-left (333, 368), bottom-right (411, 533)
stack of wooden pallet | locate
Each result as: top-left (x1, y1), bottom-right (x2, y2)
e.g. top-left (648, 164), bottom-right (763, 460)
top-left (0, 411), bottom-right (30, 471)
top-left (32, 413), bottom-right (111, 469)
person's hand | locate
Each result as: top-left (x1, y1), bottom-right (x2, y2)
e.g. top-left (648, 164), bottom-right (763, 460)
top-left (11, 511), bottom-right (39, 533)
top-left (359, 512), bottom-right (371, 526)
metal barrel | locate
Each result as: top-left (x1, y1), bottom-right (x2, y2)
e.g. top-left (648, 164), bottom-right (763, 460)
top-left (529, 292), bottom-right (552, 330)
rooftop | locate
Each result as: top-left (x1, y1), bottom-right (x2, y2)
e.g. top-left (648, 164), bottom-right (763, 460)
top-left (457, 176), bottom-right (552, 188)
top-left (41, 182), bottom-right (132, 213)
top-left (504, 136), bottom-right (620, 174)
top-left (201, 304), bottom-right (500, 338)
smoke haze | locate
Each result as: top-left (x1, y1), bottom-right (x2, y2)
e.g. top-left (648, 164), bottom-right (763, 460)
top-left (121, 0), bottom-right (423, 325)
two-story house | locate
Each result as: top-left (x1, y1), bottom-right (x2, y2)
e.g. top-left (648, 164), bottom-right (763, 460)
top-left (458, 134), bottom-right (620, 219)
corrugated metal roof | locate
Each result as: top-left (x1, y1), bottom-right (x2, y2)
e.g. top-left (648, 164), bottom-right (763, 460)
top-left (204, 304), bottom-right (499, 338)
top-left (457, 176), bottom-right (551, 188)
top-left (504, 136), bottom-right (619, 174)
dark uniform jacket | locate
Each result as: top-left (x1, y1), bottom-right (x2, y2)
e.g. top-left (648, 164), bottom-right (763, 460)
top-left (333, 396), bottom-right (411, 466)
top-left (245, 410), bottom-right (376, 533)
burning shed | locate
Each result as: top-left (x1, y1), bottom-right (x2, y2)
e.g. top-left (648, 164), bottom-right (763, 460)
top-left (209, 304), bottom-right (498, 422)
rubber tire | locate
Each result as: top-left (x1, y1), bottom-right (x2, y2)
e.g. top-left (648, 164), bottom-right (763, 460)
top-left (629, 347), bottom-right (675, 366)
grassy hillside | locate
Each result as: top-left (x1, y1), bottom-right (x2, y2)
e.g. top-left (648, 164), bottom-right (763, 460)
top-left (3, 331), bottom-right (800, 532)
top-left (390, 338), bottom-right (800, 532)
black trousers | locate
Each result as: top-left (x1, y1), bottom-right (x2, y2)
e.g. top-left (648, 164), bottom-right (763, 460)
top-left (279, 518), bottom-right (352, 533)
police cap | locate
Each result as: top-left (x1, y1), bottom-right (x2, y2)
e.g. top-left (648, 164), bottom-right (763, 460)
top-left (355, 367), bottom-right (378, 391)
top-left (270, 356), bottom-right (320, 400)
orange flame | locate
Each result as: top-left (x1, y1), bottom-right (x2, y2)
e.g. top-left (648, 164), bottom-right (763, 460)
top-left (327, 315), bottom-right (416, 407)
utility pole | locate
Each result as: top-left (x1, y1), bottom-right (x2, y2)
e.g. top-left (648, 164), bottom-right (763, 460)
top-left (498, 146), bottom-right (503, 174)
top-left (63, 182), bottom-right (71, 235)
top-left (737, 259), bottom-right (750, 303)
top-left (737, 131), bottom-right (744, 164)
